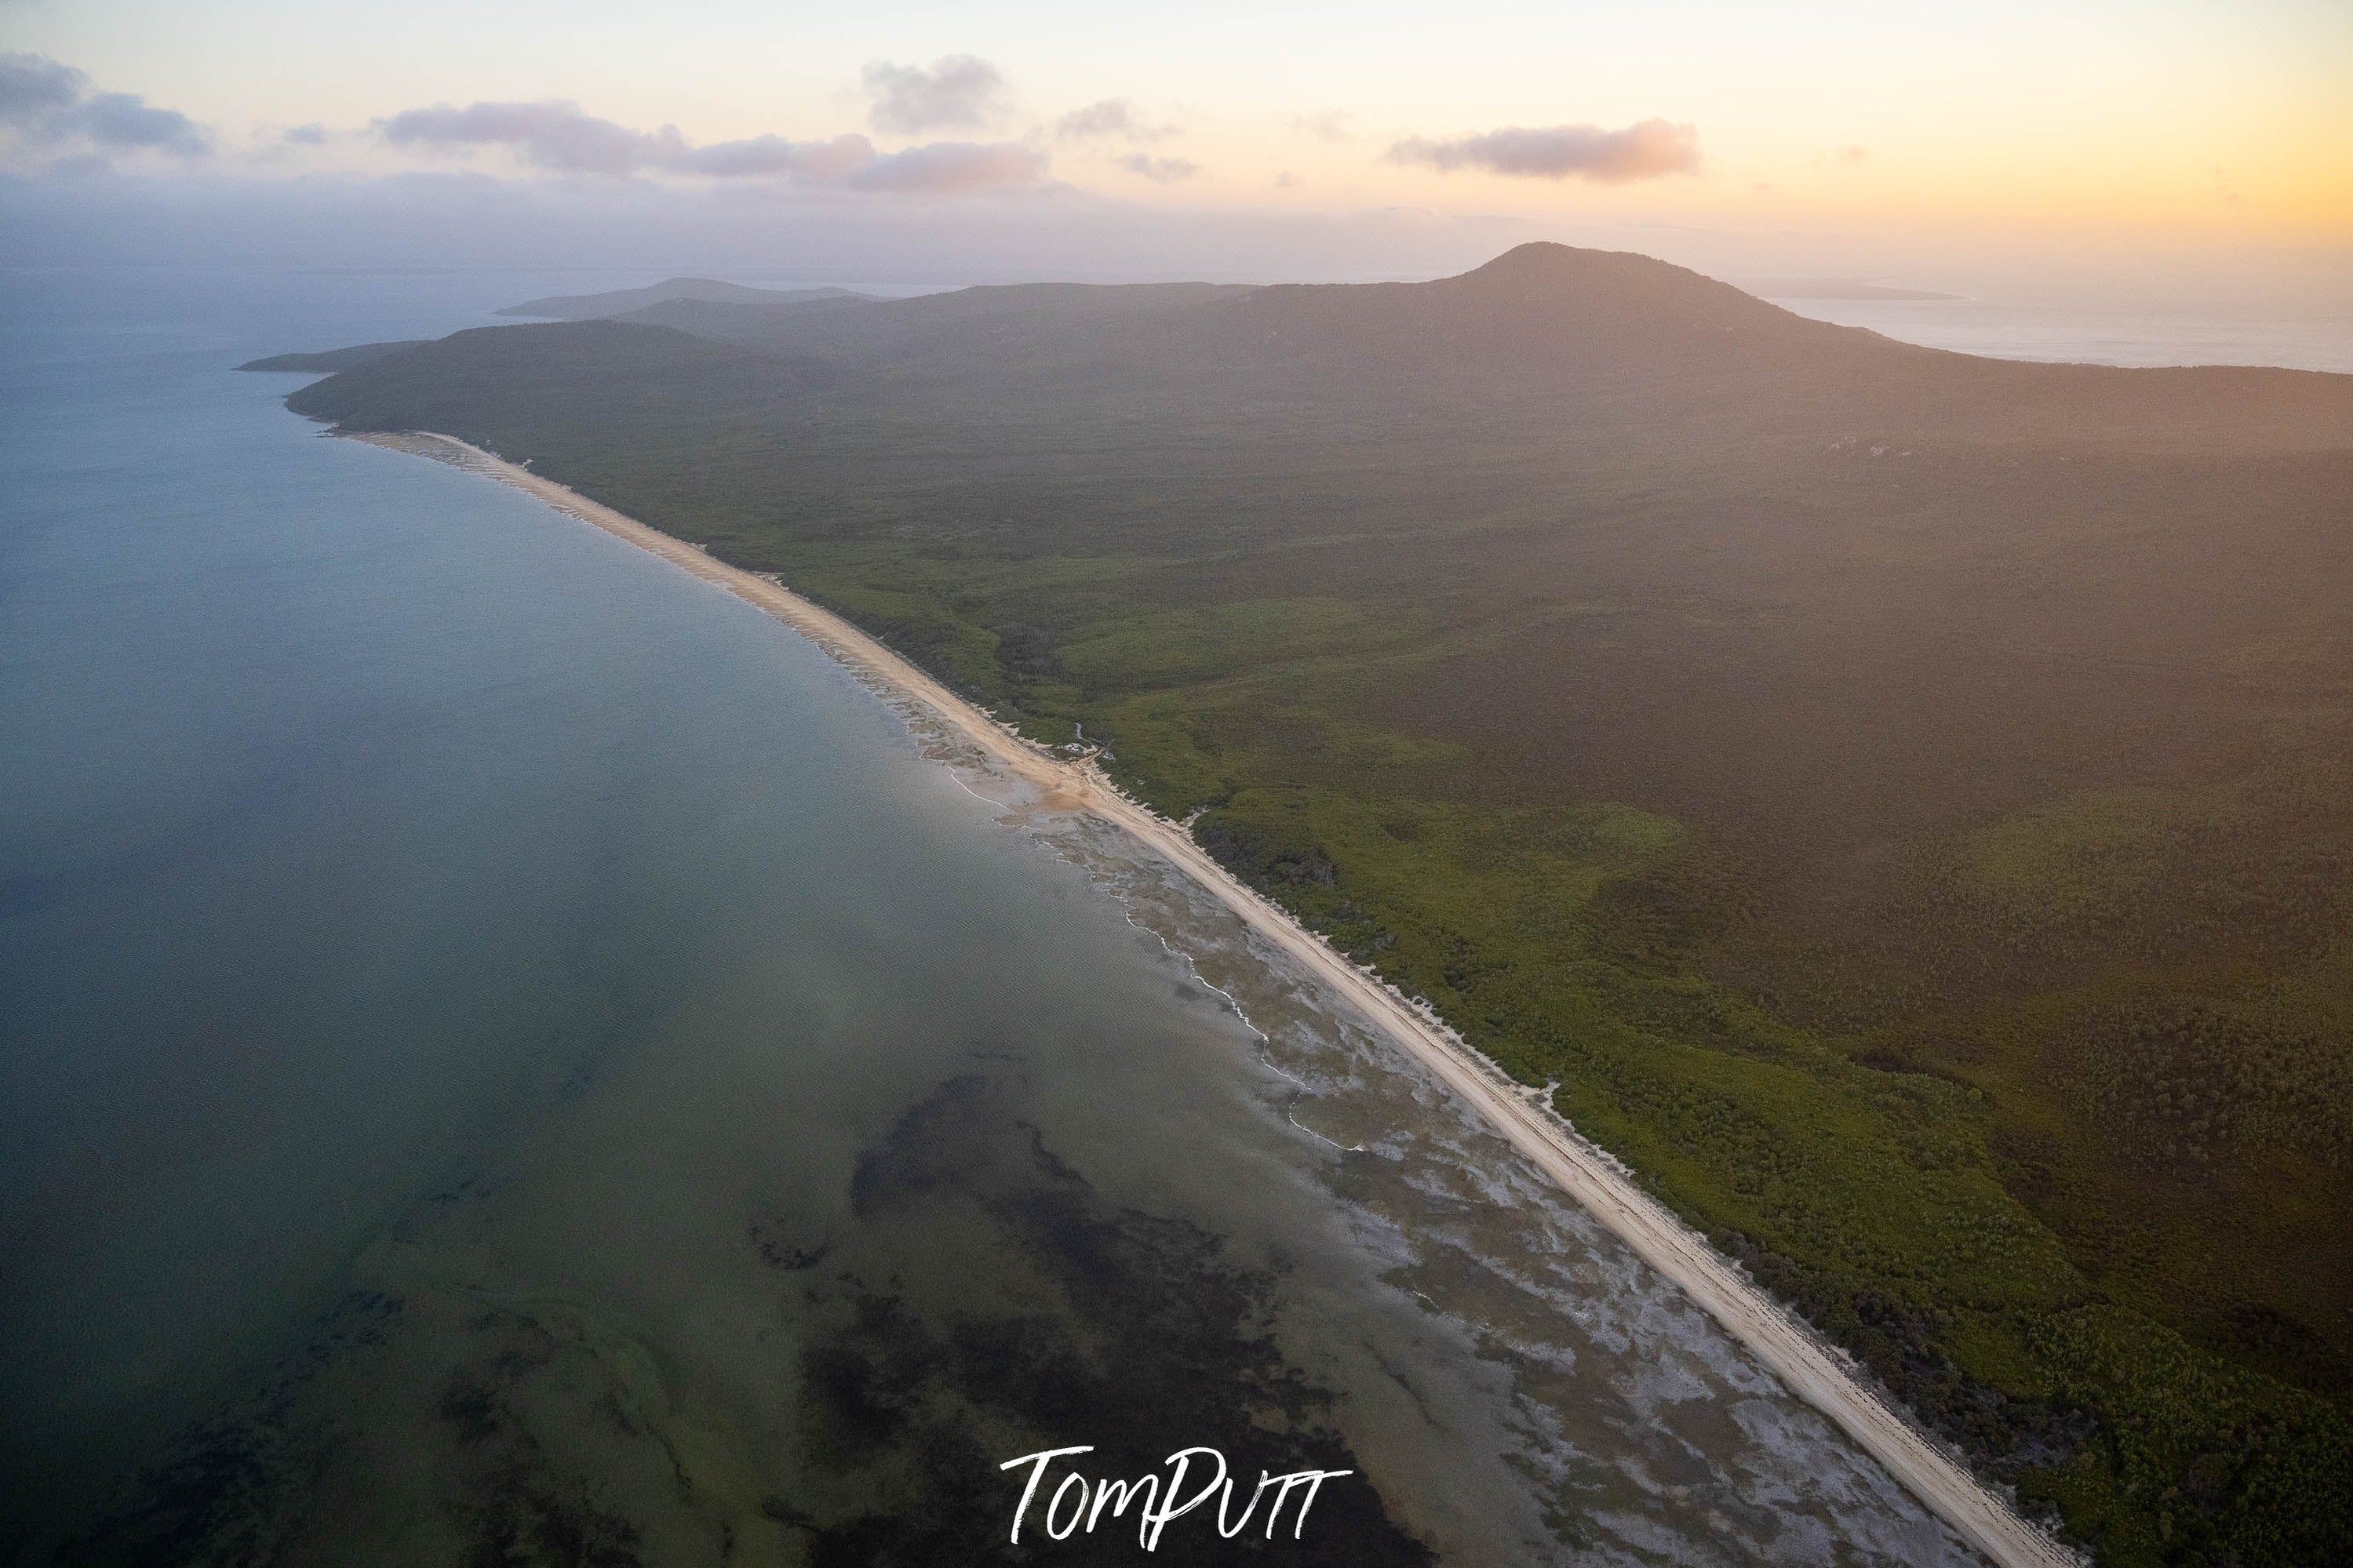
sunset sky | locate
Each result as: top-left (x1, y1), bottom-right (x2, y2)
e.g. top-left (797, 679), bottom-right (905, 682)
top-left (4, 0), bottom-right (2348, 290)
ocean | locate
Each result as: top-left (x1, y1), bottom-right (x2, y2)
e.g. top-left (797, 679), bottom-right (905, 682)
top-left (1776, 293), bottom-right (2353, 374)
top-left (8, 264), bottom-right (2300, 1564)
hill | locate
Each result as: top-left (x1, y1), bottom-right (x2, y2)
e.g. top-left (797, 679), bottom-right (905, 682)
top-left (612, 278), bottom-right (1257, 375)
top-left (495, 277), bottom-right (872, 320)
top-left (236, 339), bottom-right (427, 373)
top-left (279, 242), bottom-right (2353, 1566)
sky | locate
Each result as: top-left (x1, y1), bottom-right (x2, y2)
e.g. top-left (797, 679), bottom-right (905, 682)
top-left (2, 0), bottom-right (2348, 296)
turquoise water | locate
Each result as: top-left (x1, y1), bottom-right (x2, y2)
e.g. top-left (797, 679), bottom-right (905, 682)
top-left (0, 270), bottom-right (1985, 1565)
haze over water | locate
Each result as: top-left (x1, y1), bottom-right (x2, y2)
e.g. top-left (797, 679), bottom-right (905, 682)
top-left (1776, 295), bottom-right (2353, 375)
top-left (0, 267), bottom-right (2139, 1565)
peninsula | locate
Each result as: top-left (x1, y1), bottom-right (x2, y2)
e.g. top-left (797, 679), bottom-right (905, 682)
top-left (260, 246), bottom-right (2353, 1566)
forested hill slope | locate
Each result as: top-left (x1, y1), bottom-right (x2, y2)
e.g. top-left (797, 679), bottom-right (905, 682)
top-left (237, 339), bottom-right (428, 373)
top-left (570, 243), bottom-right (2353, 446)
top-left (288, 318), bottom-right (816, 441)
top-left (282, 244), bottom-right (2353, 1566)
top-left (613, 278), bottom-right (1257, 375)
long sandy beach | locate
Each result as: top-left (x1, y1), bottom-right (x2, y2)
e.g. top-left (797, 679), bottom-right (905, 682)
top-left (359, 429), bottom-right (2080, 1568)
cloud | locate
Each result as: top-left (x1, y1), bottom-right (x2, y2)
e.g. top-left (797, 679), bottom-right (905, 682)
top-left (1055, 98), bottom-right (1171, 142)
top-left (0, 53), bottom-right (208, 157)
top-left (282, 123), bottom-right (328, 146)
top-left (69, 93), bottom-right (209, 155)
top-left (670, 132), bottom-right (875, 180)
top-left (380, 100), bottom-right (679, 174)
top-left (1118, 153), bottom-right (1197, 184)
top-left (850, 140), bottom-right (1047, 195)
top-left (1389, 119), bottom-right (1699, 183)
top-left (863, 55), bottom-right (1005, 135)
top-left (0, 53), bottom-right (83, 123)
top-left (374, 98), bottom-right (1043, 195)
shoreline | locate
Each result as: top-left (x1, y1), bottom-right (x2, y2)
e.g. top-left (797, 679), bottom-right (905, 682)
top-left (355, 429), bottom-right (2078, 1568)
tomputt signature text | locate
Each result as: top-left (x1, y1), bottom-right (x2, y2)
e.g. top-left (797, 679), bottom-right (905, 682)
top-left (1000, 1446), bottom-right (1353, 1551)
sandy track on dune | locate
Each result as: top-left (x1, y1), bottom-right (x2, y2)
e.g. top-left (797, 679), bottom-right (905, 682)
top-left (357, 429), bottom-right (2079, 1568)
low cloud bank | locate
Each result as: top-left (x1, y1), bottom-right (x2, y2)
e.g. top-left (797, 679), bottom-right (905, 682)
top-left (0, 167), bottom-right (1559, 280)
top-left (0, 53), bottom-right (208, 158)
top-left (1390, 119), bottom-right (1698, 182)
top-left (378, 99), bottom-right (1044, 194)
top-left (851, 140), bottom-right (1044, 195)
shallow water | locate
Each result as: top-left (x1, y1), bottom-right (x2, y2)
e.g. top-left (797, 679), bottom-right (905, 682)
top-left (2, 267), bottom-right (1993, 1565)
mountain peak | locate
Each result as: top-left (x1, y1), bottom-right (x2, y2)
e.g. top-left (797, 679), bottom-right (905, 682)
top-left (1149, 241), bottom-right (1878, 387)
top-left (1470, 240), bottom-right (1599, 271)
top-left (1454, 242), bottom-right (1730, 300)
top-left (1433, 241), bottom-right (1830, 340)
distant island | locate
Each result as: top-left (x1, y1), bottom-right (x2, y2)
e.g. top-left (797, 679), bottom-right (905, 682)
top-left (260, 245), bottom-right (2353, 1567)
top-left (495, 277), bottom-right (874, 320)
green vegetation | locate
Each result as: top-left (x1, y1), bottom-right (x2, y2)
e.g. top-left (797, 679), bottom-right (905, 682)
top-left (235, 340), bottom-right (425, 373)
top-left (282, 245), bottom-right (2353, 1563)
